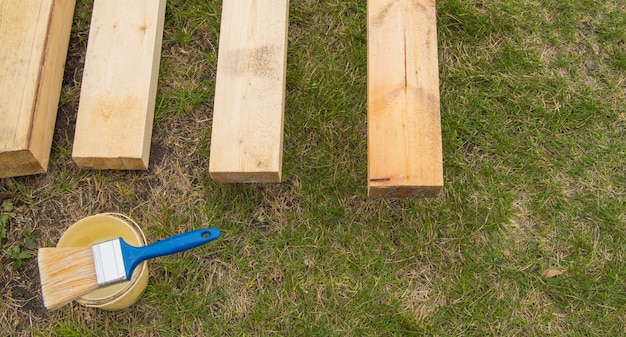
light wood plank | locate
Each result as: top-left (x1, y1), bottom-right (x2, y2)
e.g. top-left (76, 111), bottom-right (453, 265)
top-left (209, 0), bottom-right (289, 183)
top-left (72, 0), bottom-right (166, 169)
top-left (0, 0), bottom-right (76, 178)
top-left (367, 0), bottom-right (443, 198)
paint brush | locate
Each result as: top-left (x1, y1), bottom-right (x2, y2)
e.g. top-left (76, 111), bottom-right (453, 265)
top-left (38, 227), bottom-right (220, 309)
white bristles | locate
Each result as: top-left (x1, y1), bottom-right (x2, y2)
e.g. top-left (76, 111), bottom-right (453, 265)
top-left (38, 247), bottom-right (100, 309)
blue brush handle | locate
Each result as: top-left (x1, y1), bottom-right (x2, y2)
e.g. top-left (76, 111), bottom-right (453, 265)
top-left (119, 228), bottom-right (220, 279)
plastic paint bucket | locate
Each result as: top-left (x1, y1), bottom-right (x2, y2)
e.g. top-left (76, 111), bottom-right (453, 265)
top-left (56, 213), bottom-right (149, 310)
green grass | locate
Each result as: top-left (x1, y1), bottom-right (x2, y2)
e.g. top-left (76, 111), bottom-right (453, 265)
top-left (0, 0), bottom-right (624, 335)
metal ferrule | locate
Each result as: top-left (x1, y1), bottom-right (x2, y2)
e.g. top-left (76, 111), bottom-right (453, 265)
top-left (92, 239), bottom-right (128, 286)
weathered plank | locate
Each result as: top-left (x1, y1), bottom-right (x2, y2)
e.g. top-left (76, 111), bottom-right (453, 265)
top-left (72, 0), bottom-right (166, 169)
top-left (0, 0), bottom-right (76, 178)
top-left (209, 0), bottom-right (289, 182)
top-left (367, 0), bottom-right (443, 197)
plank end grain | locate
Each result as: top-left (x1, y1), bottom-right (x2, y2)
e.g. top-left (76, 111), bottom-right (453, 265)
top-left (0, 150), bottom-right (46, 178)
top-left (72, 156), bottom-right (149, 171)
top-left (209, 170), bottom-right (282, 184)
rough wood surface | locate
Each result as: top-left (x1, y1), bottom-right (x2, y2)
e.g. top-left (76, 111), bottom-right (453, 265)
top-left (209, 0), bottom-right (289, 183)
top-left (72, 0), bottom-right (166, 170)
top-left (0, 0), bottom-right (76, 178)
top-left (367, 0), bottom-right (443, 198)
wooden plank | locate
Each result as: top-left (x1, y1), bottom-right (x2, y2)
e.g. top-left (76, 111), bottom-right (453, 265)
top-left (0, 0), bottom-right (76, 178)
top-left (367, 0), bottom-right (443, 198)
top-left (209, 0), bottom-right (289, 183)
top-left (72, 0), bottom-right (166, 170)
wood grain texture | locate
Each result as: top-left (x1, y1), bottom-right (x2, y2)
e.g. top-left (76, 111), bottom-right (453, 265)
top-left (209, 0), bottom-right (289, 183)
top-left (0, 0), bottom-right (76, 178)
top-left (367, 0), bottom-right (443, 198)
top-left (72, 0), bottom-right (166, 170)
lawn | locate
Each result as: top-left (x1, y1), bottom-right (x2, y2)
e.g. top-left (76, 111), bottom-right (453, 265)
top-left (1, 0), bottom-right (625, 335)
